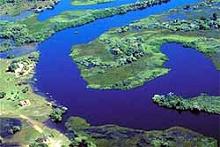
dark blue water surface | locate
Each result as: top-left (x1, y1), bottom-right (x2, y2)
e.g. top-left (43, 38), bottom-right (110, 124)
top-left (33, 0), bottom-right (220, 139)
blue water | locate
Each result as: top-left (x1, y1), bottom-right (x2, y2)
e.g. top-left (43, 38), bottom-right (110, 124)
top-left (38, 0), bottom-right (137, 21)
top-left (0, 118), bottom-right (22, 138)
top-left (0, 45), bottom-right (37, 58)
top-left (33, 0), bottom-right (220, 139)
top-left (0, 11), bottom-right (33, 22)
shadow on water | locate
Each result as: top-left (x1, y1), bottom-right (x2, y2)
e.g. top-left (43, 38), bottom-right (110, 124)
top-left (32, 0), bottom-right (220, 139)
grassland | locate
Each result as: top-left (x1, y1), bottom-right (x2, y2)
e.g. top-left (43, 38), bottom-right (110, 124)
top-left (72, 0), bottom-right (114, 5)
top-left (71, 0), bottom-right (220, 90)
top-left (65, 117), bottom-right (218, 147)
top-left (0, 0), bottom-right (60, 16)
top-left (153, 93), bottom-right (220, 114)
top-left (0, 53), bottom-right (70, 146)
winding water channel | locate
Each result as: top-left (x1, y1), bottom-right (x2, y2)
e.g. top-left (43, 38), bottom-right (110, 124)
top-left (3, 0), bottom-right (220, 140)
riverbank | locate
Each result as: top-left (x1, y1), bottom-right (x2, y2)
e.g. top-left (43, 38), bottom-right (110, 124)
top-left (0, 0), bottom-right (170, 47)
top-left (1, 0), bottom-right (219, 146)
top-left (0, 52), bottom-right (70, 146)
top-left (65, 117), bottom-right (218, 147)
top-left (0, 0), bottom-right (60, 16)
top-left (71, 0), bottom-right (220, 90)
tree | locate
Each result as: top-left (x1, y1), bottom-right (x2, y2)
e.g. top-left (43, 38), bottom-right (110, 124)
top-left (0, 92), bottom-right (6, 99)
top-left (49, 107), bottom-right (66, 122)
top-left (212, 13), bottom-right (218, 21)
top-left (8, 61), bottom-right (19, 72)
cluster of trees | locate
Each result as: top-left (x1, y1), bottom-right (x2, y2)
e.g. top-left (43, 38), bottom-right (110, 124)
top-left (7, 54), bottom-right (38, 73)
top-left (0, 23), bottom-right (36, 45)
top-left (157, 13), bottom-right (219, 32)
top-left (43, 0), bottom-right (171, 37)
top-left (152, 93), bottom-right (187, 110)
top-left (89, 0), bottom-right (170, 18)
top-left (75, 56), bottom-right (114, 69)
top-left (152, 93), bottom-right (220, 114)
top-left (7, 60), bottom-right (20, 72)
top-left (0, 0), bottom-right (171, 48)
top-left (0, 41), bottom-right (12, 52)
top-left (106, 36), bottom-right (147, 65)
top-left (0, 0), bottom-right (59, 15)
top-left (49, 106), bottom-right (67, 122)
top-left (0, 92), bottom-right (6, 98)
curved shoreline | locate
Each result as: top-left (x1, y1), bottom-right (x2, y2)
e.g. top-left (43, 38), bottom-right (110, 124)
top-left (0, 0), bottom-right (219, 145)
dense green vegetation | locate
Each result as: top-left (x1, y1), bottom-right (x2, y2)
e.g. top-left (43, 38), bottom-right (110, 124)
top-left (65, 117), bottom-right (218, 147)
top-left (72, 0), bottom-right (114, 5)
top-left (0, 0), bottom-right (59, 16)
top-left (71, 0), bottom-right (220, 89)
top-left (49, 107), bottom-right (67, 122)
top-left (0, 0), bottom-right (170, 47)
top-left (72, 31), bottom-right (169, 89)
top-left (153, 93), bottom-right (220, 114)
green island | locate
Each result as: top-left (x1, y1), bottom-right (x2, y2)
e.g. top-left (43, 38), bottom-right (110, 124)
top-left (72, 0), bottom-right (115, 6)
top-left (152, 93), bottom-right (220, 114)
top-left (0, 0), bottom-right (60, 16)
top-left (65, 117), bottom-right (218, 147)
top-left (0, 53), bottom-right (70, 146)
top-left (71, 0), bottom-right (220, 90)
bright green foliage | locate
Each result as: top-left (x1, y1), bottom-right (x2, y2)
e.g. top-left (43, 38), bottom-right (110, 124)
top-left (153, 93), bottom-right (220, 114)
top-left (71, 0), bottom-right (220, 90)
top-left (49, 107), bottom-right (66, 122)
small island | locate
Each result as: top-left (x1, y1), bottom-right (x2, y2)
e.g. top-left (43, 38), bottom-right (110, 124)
top-left (152, 93), bottom-right (220, 114)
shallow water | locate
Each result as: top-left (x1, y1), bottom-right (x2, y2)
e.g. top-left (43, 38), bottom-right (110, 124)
top-left (0, 11), bottom-right (33, 22)
top-left (0, 45), bottom-right (37, 58)
top-left (38, 0), bottom-right (137, 21)
top-left (0, 118), bottom-right (22, 138)
top-left (33, 0), bottom-right (220, 139)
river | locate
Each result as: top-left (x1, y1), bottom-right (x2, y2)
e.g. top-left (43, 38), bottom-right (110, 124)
top-left (3, 0), bottom-right (220, 140)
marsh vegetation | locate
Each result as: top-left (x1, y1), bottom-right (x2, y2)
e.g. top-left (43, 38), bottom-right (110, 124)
top-left (72, 0), bottom-right (220, 89)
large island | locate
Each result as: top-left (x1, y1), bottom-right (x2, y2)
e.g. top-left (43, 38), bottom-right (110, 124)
top-left (71, 0), bottom-right (220, 89)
